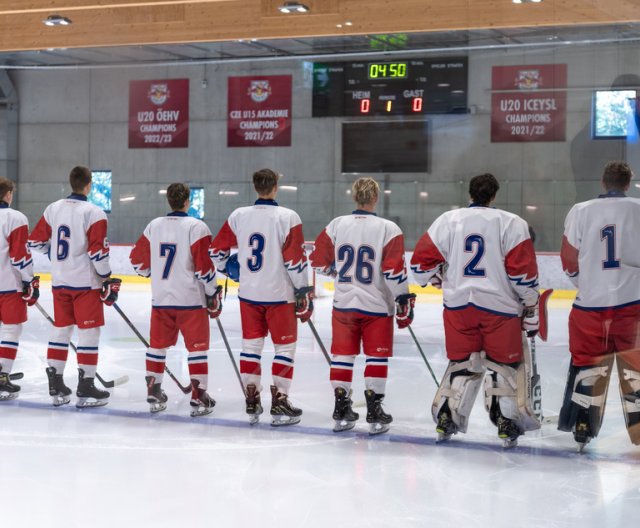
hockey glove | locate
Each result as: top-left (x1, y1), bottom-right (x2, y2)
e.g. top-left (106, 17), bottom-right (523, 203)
top-left (294, 286), bottom-right (314, 323)
top-left (395, 293), bottom-right (416, 329)
top-left (429, 263), bottom-right (447, 290)
top-left (522, 303), bottom-right (539, 338)
top-left (100, 277), bottom-right (122, 306)
top-left (206, 285), bottom-right (223, 319)
top-left (221, 254), bottom-right (240, 282)
top-left (21, 276), bottom-right (40, 306)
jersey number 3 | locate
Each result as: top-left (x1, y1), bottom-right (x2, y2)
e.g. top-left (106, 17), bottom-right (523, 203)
top-left (463, 234), bottom-right (486, 277)
top-left (247, 233), bottom-right (265, 272)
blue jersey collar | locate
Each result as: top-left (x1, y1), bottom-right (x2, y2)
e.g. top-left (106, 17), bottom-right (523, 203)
top-left (255, 198), bottom-right (278, 206)
top-left (352, 209), bottom-right (377, 216)
top-left (167, 211), bottom-right (189, 217)
top-left (598, 190), bottom-right (626, 198)
top-left (67, 193), bottom-right (88, 201)
top-left (469, 203), bottom-right (491, 208)
top-left (0, 201), bottom-right (9, 208)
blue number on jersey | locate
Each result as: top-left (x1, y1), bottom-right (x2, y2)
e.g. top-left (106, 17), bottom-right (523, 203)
top-left (247, 233), bottom-right (265, 272)
top-left (601, 225), bottom-right (621, 269)
top-left (56, 225), bottom-right (71, 261)
top-left (463, 234), bottom-right (486, 277)
top-left (160, 243), bottom-right (177, 279)
top-left (337, 244), bottom-right (375, 284)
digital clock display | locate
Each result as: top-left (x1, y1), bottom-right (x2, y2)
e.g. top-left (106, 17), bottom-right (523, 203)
top-left (312, 58), bottom-right (468, 117)
top-left (368, 62), bottom-right (408, 79)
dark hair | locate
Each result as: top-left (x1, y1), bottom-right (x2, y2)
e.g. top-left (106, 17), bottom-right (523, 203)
top-left (602, 161), bottom-right (633, 191)
top-left (166, 183), bottom-right (190, 211)
top-left (0, 177), bottom-right (15, 202)
top-left (469, 173), bottom-right (499, 206)
top-left (253, 168), bottom-right (280, 195)
top-left (69, 166), bottom-right (92, 193)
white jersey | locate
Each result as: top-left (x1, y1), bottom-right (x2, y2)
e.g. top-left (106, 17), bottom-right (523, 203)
top-left (411, 205), bottom-right (539, 317)
top-left (561, 192), bottom-right (640, 309)
top-left (28, 194), bottom-right (111, 290)
top-left (310, 211), bottom-right (409, 317)
top-left (0, 203), bottom-right (33, 293)
top-left (129, 212), bottom-right (217, 308)
top-left (210, 199), bottom-right (308, 304)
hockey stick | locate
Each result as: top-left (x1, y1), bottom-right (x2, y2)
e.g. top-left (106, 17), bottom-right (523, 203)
top-left (307, 319), bottom-right (331, 366)
top-left (407, 325), bottom-right (440, 388)
top-left (9, 372), bottom-right (23, 381)
top-left (214, 317), bottom-right (246, 396)
top-left (528, 288), bottom-right (554, 423)
top-left (34, 302), bottom-right (129, 388)
top-left (112, 302), bottom-right (191, 394)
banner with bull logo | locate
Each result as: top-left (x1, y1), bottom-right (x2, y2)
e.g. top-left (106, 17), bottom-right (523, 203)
top-left (227, 75), bottom-right (292, 147)
top-left (129, 79), bottom-right (189, 148)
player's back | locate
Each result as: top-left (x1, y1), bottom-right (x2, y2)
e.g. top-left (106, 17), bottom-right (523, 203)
top-left (327, 212), bottom-right (402, 316)
top-left (145, 214), bottom-right (211, 308)
top-left (431, 206), bottom-right (531, 315)
top-left (229, 202), bottom-right (300, 304)
top-left (0, 206), bottom-right (30, 293)
top-left (41, 196), bottom-right (109, 290)
top-left (565, 195), bottom-right (640, 308)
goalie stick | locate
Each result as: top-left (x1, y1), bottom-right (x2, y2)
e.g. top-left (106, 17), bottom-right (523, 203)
top-left (528, 288), bottom-right (554, 423)
top-left (112, 302), bottom-right (191, 395)
top-left (34, 302), bottom-right (129, 389)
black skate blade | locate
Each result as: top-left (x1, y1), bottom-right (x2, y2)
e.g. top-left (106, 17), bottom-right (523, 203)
top-left (271, 415), bottom-right (301, 427)
top-left (8, 372), bottom-right (24, 381)
top-left (248, 414), bottom-right (260, 425)
top-left (333, 420), bottom-right (356, 432)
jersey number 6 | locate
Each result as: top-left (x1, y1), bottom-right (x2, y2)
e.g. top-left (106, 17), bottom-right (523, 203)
top-left (56, 225), bottom-right (71, 261)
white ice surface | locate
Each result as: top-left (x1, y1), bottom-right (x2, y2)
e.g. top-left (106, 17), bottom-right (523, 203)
top-left (2, 284), bottom-right (639, 528)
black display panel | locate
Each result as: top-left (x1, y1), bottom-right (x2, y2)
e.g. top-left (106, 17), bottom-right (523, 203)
top-left (342, 121), bottom-right (429, 173)
top-left (313, 58), bottom-right (467, 117)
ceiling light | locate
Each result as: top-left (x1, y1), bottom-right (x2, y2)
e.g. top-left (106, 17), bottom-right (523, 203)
top-left (43, 14), bottom-right (72, 26)
top-left (513, 0), bottom-right (542, 3)
top-left (219, 191), bottom-right (239, 196)
top-left (279, 185), bottom-right (298, 191)
top-left (420, 192), bottom-right (429, 198)
top-left (278, 2), bottom-right (310, 14)
top-left (384, 190), bottom-right (392, 195)
top-left (120, 196), bottom-right (136, 202)
top-left (345, 21), bottom-right (353, 26)
top-left (159, 189), bottom-right (167, 195)
top-left (526, 205), bottom-right (538, 211)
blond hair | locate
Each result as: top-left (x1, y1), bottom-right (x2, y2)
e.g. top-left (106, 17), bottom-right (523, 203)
top-left (352, 177), bottom-right (379, 207)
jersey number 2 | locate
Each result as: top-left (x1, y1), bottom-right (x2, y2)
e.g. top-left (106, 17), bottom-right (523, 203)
top-left (601, 225), bottom-right (620, 269)
top-left (463, 234), bottom-right (486, 277)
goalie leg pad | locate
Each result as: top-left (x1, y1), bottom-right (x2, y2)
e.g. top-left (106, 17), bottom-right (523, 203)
top-left (557, 357), bottom-right (613, 440)
top-left (483, 357), bottom-right (541, 432)
top-left (431, 352), bottom-right (485, 434)
top-left (616, 356), bottom-right (640, 445)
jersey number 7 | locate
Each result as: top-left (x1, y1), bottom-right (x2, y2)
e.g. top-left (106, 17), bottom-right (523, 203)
top-left (160, 243), bottom-right (177, 279)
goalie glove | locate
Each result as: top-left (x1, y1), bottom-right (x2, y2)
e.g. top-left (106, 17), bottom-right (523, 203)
top-left (221, 253), bottom-right (240, 282)
top-left (395, 293), bottom-right (416, 329)
top-left (522, 302), bottom-right (539, 338)
top-left (294, 286), bottom-right (314, 323)
top-left (100, 277), bottom-right (122, 306)
top-left (21, 276), bottom-right (40, 306)
top-left (205, 285), bottom-right (223, 319)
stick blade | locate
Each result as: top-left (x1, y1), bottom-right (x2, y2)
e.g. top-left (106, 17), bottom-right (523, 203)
top-left (538, 288), bottom-right (554, 342)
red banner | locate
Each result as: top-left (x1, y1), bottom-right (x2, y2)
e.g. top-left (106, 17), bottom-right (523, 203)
top-left (129, 79), bottom-right (189, 148)
top-left (228, 75), bottom-right (292, 147)
top-left (491, 64), bottom-right (567, 142)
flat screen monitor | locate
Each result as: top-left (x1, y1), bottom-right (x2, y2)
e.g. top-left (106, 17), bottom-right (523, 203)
top-left (592, 89), bottom-right (638, 139)
top-left (189, 187), bottom-right (205, 219)
top-left (89, 170), bottom-right (112, 212)
top-left (342, 120), bottom-right (429, 173)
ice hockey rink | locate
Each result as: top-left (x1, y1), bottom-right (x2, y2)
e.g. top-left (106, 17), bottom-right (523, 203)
top-left (2, 281), bottom-right (639, 528)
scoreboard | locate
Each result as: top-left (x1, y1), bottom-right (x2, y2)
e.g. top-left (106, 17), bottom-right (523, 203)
top-left (312, 57), bottom-right (468, 117)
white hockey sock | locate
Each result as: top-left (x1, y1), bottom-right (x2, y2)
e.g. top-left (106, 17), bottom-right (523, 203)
top-left (146, 348), bottom-right (167, 383)
top-left (47, 325), bottom-right (74, 373)
top-left (272, 342), bottom-right (296, 394)
top-left (241, 337), bottom-right (264, 391)
top-left (77, 327), bottom-right (100, 378)
top-left (330, 355), bottom-right (356, 392)
top-left (365, 357), bottom-right (389, 394)
top-left (187, 349), bottom-right (208, 390)
top-left (0, 323), bottom-right (22, 373)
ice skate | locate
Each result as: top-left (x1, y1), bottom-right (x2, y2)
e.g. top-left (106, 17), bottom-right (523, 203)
top-left (574, 420), bottom-right (592, 453)
top-left (435, 408), bottom-right (458, 443)
top-left (76, 368), bottom-right (110, 408)
top-left (270, 385), bottom-right (302, 426)
top-left (146, 376), bottom-right (167, 413)
top-left (46, 366), bottom-right (72, 406)
top-left (190, 380), bottom-right (215, 417)
top-left (332, 387), bottom-right (359, 432)
top-left (497, 415), bottom-right (522, 449)
top-left (0, 367), bottom-right (20, 400)
top-left (364, 389), bottom-right (392, 435)
top-left (245, 383), bottom-right (263, 425)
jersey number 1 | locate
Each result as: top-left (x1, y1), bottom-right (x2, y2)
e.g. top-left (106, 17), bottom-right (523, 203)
top-left (601, 225), bottom-right (620, 269)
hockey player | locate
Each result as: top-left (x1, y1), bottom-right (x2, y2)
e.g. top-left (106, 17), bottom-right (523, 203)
top-left (0, 177), bottom-right (39, 400)
top-left (559, 161), bottom-right (640, 450)
top-left (210, 168), bottom-right (311, 426)
top-left (310, 177), bottom-right (414, 435)
top-left (411, 173), bottom-right (540, 448)
top-left (28, 166), bottom-right (120, 408)
top-left (130, 183), bottom-right (222, 416)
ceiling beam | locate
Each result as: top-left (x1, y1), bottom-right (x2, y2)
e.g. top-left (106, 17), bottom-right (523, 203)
top-left (0, 1), bottom-right (232, 16)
